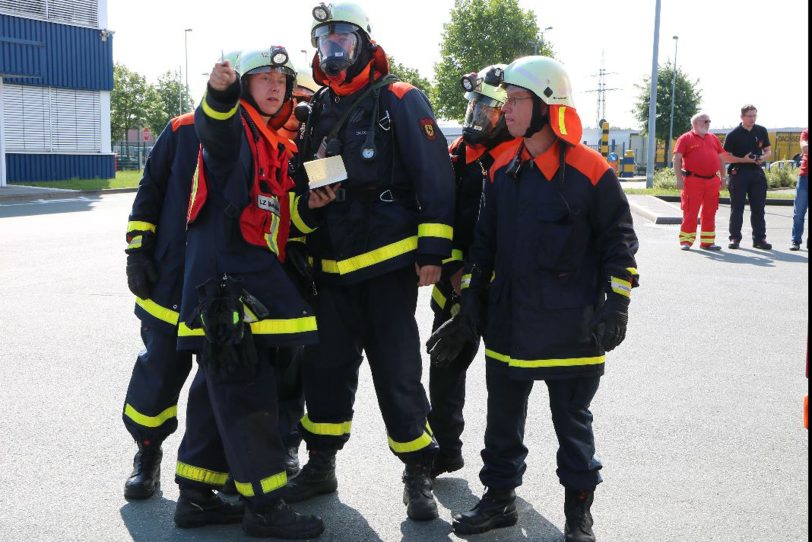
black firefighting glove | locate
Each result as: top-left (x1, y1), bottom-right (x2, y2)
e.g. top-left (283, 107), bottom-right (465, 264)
top-left (592, 291), bottom-right (630, 352)
top-left (125, 230), bottom-right (157, 299)
top-left (187, 275), bottom-right (258, 380)
top-left (126, 252), bottom-right (158, 299)
top-left (426, 290), bottom-right (482, 368)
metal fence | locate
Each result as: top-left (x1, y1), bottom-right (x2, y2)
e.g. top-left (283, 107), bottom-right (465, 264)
top-left (112, 141), bottom-right (153, 171)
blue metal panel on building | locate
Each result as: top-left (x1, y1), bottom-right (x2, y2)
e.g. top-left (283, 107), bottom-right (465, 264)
top-left (0, 14), bottom-right (112, 90)
top-left (6, 153), bottom-right (115, 181)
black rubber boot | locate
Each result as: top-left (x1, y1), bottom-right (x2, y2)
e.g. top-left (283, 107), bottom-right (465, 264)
top-left (402, 463), bottom-right (439, 521)
top-left (285, 446), bottom-right (301, 478)
top-left (124, 440), bottom-right (162, 500)
top-left (452, 488), bottom-right (518, 535)
top-left (242, 497), bottom-right (325, 539)
top-left (564, 488), bottom-right (596, 542)
top-left (174, 487), bottom-right (245, 529)
top-left (430, 452), bottom-right (464, 478)
top-left (283, 450), bottom-right (337, 503)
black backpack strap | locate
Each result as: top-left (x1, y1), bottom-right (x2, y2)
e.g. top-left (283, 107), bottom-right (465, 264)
top-left (326, 73), bottom-right (400, 142)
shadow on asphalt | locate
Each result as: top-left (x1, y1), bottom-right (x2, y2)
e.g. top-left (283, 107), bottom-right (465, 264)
top-left (432, 478), bottom-right (564, 541)
top-left (120, 493), bottom-right (242, 541)
top-left (687, 246), bottom-right (808, 266)
top-left (0, 197), bottom-right (98, 219)
top-left (121, 491), bottom-right (386, 541)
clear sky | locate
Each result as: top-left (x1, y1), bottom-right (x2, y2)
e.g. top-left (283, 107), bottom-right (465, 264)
top-left (108, 0), bottom-right (808, 130)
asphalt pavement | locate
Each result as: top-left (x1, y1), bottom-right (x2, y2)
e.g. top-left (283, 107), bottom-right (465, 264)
top-left (0, 192), bottom-right (807, 542)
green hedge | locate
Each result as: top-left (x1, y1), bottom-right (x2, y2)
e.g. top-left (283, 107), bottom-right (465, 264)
top-left (651, 165), bottom-right (798, 191)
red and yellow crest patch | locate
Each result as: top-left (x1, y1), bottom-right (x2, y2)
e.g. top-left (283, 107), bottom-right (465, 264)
top-left (419, 118), bottom-right (437, 141)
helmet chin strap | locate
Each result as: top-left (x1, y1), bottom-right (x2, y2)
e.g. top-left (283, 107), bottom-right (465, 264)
top-left (523, 96), bottom-right (549, 138)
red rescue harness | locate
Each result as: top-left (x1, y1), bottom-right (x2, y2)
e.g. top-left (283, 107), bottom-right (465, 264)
top-left (187, 101), bottom-right (296, 261)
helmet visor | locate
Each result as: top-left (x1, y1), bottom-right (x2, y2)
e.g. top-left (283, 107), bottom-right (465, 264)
top-left (463, 95), bottom-right (504, 134)
top-left (315, 26), bottom-right (360, 66)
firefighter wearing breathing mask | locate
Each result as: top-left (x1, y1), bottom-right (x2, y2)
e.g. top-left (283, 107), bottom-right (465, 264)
top-left (285, 1), bottom-right (455, 523)
top-left (427, 64), bottom-right (515, 480)
top-left (173, 47), bottom-right (338, 539)
top-left (427, 56), bottom-right (640, 541)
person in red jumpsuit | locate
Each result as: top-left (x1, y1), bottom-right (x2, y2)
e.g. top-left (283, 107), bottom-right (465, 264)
top-left (673, 112), bottom-right (727, 251)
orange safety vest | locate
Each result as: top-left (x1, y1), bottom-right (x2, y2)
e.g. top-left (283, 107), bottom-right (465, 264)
top-left (187, 102), bottom-right (296, 262)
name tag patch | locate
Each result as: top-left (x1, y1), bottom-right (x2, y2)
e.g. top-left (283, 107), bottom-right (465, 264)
top-left (258, 194), bottom-right (280, 215)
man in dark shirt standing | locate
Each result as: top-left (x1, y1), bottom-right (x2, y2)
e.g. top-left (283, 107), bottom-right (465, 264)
top-left (723, 104), bottom-right (772, 249)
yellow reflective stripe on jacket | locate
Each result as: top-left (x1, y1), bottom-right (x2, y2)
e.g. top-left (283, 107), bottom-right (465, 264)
top-left (135, 297), bottom-right (180, 326)
top-left (202, 94), bottom-right (240, 121)
top-left (431, 286), bottom-right (447, 310)
top-left (178, 316), bottom-right (317, 337)
top-left (124, 403), bottom-right (177, 428)
top-left (321, 236), bottom-right (418, 275)
top-left (250, 316), bottom-right (317, 335)
top-left (127, 236), bottom-right (143, 251)
top-left (418, 223), bottom-right (453, 240)
top-left (486, 348), bottom-right (605, 369)
top-left (610, 277), bottom-right (632, 298)
top-left (235, 471), bottom-right (288, 497)
top-left (388, 430), bottom-right (434, 454)
top-left (290, 195), bottom-right (316, 234)
top-left (178, 322), bottom-right (205, 337)
top-left (460, 273), bottom-right (472, 290)
top-left (442, 249), bottom-right (464, 264)
top-left (626, 267), bottom-right (639, 277)
top-left (176, 461), bottom-right (229, 486)
top-left (189, 162), bottom-right (200, 218)
top-left (127, 221), bottom-right (157, 234)
top-left (301, 414), bottom-right (352, 437)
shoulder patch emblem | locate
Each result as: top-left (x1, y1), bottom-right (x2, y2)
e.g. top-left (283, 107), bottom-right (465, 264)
top-left (419, 118), bottom-right (438, 141)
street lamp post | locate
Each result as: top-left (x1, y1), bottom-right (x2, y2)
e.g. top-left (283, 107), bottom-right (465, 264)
top-left (300, 49), bottom-right (308, 67)
top-left (645, 0), bottom-right (662, 188)
top-left (184, 28), bottom-right (193, 112)
top-left (667, 35), bottom-right (679, 167)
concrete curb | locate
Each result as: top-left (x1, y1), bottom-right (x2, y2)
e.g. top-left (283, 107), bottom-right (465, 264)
top-left (0, 186), bottom-right (137, 203)
top-left (627, 195), bottom-right (684, 225)
top-left (657, 194), bottom-right (795, 206)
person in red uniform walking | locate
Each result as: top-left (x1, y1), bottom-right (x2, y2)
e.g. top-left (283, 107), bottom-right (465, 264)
top-left (673, 112), bottom-right (727, 251)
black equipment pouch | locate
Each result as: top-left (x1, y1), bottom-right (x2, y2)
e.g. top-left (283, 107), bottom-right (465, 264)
top-left (186, 274), bottom-right (259, 379)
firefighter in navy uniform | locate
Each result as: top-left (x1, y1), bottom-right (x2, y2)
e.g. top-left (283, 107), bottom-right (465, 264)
top-left (121, 112), bottom-right (200, 500)
top-left (172, 47), bottom-right (336, 539)
top-left (428, 56), bottom-right (639, 541)
top-left (275, 66), bottom-right (323, 478)
top-left (428, 64), bottom-right (514, 479)
top-left (285, 2), bottom-right (455, 522)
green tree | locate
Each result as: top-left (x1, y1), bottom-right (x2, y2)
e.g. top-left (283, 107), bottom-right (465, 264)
top-left (388, 56), bottom-right (432, 95)
top-left (633, 61), bottom-right (703, 157)
top-left (111, 63), bottom-right (163, 141)
top-left (433, 0), bottom-right (552, 121)
top-left (150, 70), bottom-right (195, 135)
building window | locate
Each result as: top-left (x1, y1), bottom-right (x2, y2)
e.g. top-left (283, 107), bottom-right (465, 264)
top-left (3, 84), bottom-right (101, 152)
top-left (0, 0), bottom-right (98, 27)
